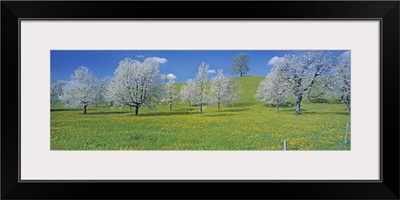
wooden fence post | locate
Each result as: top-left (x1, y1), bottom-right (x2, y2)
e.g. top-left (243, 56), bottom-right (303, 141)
top-left (283, 140), bottom-right (287, 151)
top-left (344, 123), bottom-right (349, 145)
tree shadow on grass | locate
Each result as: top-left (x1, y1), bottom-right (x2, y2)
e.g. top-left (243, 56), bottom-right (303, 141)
top-left (204, 113), bottom-right (237, 117)
top-left (302, 111), bottom-right (350, 116)
top-left (51, 109), bottom-right (79, 112)
top-left (85, 111), bottom-right (132, 115)
top-left (175, 107), bottom-right (197, 112)
top-left (232, 102), bottom-right (256, 107)
top-left (277, 109), bottom-right (301, 114)
top-left (277, 109), bottom-right (349, 116)
top-left (137, 111), bottom-right (196, 117)
top-left (218, 108), bottom-right (250, 113)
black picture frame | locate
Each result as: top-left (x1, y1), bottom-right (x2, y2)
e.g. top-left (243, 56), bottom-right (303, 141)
top-left (2, 1), bottom-right (399, 199)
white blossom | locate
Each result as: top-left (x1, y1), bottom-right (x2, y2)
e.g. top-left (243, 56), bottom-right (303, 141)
top-left (210, 69), bottom-right (240, 111)
top-left (332, 51), bottom-right (351, 111)
top-left (106, 57), bottom-right (160, 115)
top-left (179, 62), bottom-right (212, 116)
top-left (179, 79), bottom-right (196, 106)
top-left (255, 61), bottom-right (289, 112)
top-left (50, 80), bottom-right (65, 104)
top-left (94, 77), bottom-right (111, 105)
top-left (274, 51), bottom-right (334, 114)
top-left (160, 73), bottom-right (177, 110)
top-left (59, 66), bottom-right (99, 114)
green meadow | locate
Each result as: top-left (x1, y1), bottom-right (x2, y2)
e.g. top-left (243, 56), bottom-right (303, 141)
top-left (51, 76), bottom-right (351, 150)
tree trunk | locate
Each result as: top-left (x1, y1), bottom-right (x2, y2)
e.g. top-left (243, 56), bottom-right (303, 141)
top-left (296, 96), bottom-right (302, 115)
top-left (200, 105), bottom-right (203, 116)
top-left (346, 102), bottom-right (350, 111)
top-left (83, 105), bottom-right (87, 114)
top-left (240, 71), bottom-right (243, 77)
top-left (306, 89), bottom-right (311, 103)
top-left (135, 106), bottom-right (139, 115)
top-left (170, 102), bottom-right (172, 111)
top-left (130, 106), bottom-right (132, 110)
top-left (218, 102), bottom-right (220, 111)
top-left (276, 100), bottom-right (279, 112)
top-left (110, 101), bottom-right (113, 107)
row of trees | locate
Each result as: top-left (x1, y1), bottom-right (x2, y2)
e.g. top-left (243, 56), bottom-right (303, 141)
top-left (52, 59), bottom-right (240, 115)
top-left (180, 62), bottom-right (239, 116)
top-left (52, 51), bottom-right (350, 116)
top-left (255, 51), bottom-right (351, 114)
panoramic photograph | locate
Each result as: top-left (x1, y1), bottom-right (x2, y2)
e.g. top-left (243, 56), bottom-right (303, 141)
top-left (50, 50), bottom-right (351, 150)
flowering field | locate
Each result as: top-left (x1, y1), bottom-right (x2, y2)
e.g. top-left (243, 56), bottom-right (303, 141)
top-left (51, 76), bottom-right (350, 150)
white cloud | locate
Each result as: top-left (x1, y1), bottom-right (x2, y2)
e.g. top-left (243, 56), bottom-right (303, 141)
top-left (58, 80), bottom-right (68, 84)
top-left (137, 55), bottom-right (144, 58)
top-left (267, 56), bottom-right (281, 65)
top-left (340, 50), bottom-right (351, 58)
top-left (145, 57), bottom-right (168, 64)
top-left (208, 69), bottom-right (216, 74)
top-left (162, 73), bottom-right (177, 81)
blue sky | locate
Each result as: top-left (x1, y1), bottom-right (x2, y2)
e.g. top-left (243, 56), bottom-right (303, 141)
top-left (51, 50), bottom-right (345, 83)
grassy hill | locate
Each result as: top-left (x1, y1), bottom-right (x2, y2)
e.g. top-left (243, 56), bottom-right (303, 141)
top-left (173, 75), bottom-right (264, 106)
top-left (231, 76), bottom-right (264, 106)
top-left (51, 75), bottom-right (350, 150)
